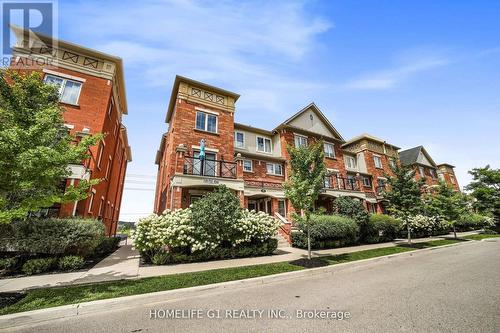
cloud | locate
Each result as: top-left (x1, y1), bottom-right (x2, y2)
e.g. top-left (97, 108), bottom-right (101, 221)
top-left (343, 55), bottom-right (450, 90)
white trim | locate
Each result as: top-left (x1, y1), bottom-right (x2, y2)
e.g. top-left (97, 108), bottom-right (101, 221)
top-left (234, 131), bottom-right (245, 148)
top-left (194, 106), bottom-right (219, 115)
top-left (294, 133), bottom-right (308, 148)
top-left (63, 123), bottom-right (74, 129)
top-left (243, 159), bottom-right (253, 172)
top-left (256, 136), bottom-right (273, 154)
top-left (195, 111), bottom-right (218, 133)
top-left (191, 145), bottom-right (219, 152)
top-left (43, 68), bottom-right (86, 82)
top-left (377, 176), bottom-right (387, 180)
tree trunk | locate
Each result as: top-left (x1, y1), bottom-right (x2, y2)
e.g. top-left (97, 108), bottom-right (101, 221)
top-left (307, 223), bottom-right (311, 260)
top-left (407, 220), bottom-right (412, 245)
top-left (453, 224), bottom-right (457, 239)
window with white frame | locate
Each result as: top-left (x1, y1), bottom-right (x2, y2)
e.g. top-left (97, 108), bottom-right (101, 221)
top-left (389, 158), bottom-right (396, 169)
top-left (345, 155), bottom-right (357, 169)
top-left (44, 74), bottom-right (82, 105)
top-left (373, 155), bottom-right (382, 168)
top-left (266, 162), bottom-right (283, 176)
top-left (419, 166), bottom-right (425, 177)
top-left (234, 131), bottom-right (245, 148)
top-left (294, 134), bottom-right (308, 148)
top-left (243, 159), bottom-right (253, 172)
top-left (107, 99), bottom-right (113, 118)
top-left (105, 156), bottom-right (112, 179)
top-left (256, 136), bottom-right (272, 153)
top-left (362, 176), bottom-right (371, 187)
top-left (195, 111), bottom-right (217, 133)
top-left (97, 141), bottom-right (105, 169)
top-left (324, 143), bottom-right (335, 158)
top-left (430, 169), bottom-right (438, 179)
top-left (278, 200), bottom-right (286, 217)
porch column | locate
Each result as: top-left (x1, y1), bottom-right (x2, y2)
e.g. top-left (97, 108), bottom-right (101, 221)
top-left (175, 144), bottom-right (187, 174)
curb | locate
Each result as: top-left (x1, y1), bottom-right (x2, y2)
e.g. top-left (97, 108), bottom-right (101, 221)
top-left (0, 240), bottom-right (473, 329)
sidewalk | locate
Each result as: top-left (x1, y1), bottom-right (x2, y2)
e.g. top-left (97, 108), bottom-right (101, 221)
top-left (0, 231), bottom-right (478, 292)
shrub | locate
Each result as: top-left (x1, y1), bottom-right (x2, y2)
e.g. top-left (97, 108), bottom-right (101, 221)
top-left (93, 237), bottom-right (121, 257)
top-left (191, 185), bottom-right (244, 245)
top-left (368, 214), bottom-right (403, 242)
top-left (22, 257), bottom-right (57, 275)
top-left (0, 257), bottom-right (17, 271)
top-left (0, 218), bottom-right (105, 256)
top-left (58, 256), bottom-right (85, 271)
top-left (404, 215), bottom-right (449, 238)
top-left (331, 197), bottom-right (371, 241)
top-left (134, 193), bottom-right (279, 264)
top-left (455, 213), bottom-right (495, 231)
top-left (292, 214), bottom-right (358, 249)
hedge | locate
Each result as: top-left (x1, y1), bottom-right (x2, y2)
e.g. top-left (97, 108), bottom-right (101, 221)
top-left (292, 214), bottom-right (358, 249)
top-left (367, 214), bottom-right (402, 243)
top-left (147, 239), bottom-right (278, 265)
top-left (455, 213), bottom-right (495, 231)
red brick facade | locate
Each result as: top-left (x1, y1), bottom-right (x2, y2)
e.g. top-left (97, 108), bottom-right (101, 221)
top-left (10, 31), bottom-right (131, 236)
top-left (154, 76), bottom-right (461, 235)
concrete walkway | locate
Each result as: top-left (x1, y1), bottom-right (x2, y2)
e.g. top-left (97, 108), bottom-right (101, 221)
top-left (0, 231), bottom-right (478, 292)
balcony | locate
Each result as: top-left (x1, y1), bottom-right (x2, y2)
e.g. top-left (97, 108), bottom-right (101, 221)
top-left (376, 185), bottom-right (386, 196)
top-left (183, 156), bottom-right (237, 179)
top-left (323, 175), bottom-right (361, 192)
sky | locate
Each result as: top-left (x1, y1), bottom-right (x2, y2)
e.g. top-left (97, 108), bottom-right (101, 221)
top-left (51, 0), bottom-right (500, 222)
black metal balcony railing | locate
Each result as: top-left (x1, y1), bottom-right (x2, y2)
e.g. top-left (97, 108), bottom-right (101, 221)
top-left (376, 185), bottom-right (386, 195)
top-left (323, 175), bottom-right (361, 191)
top-left (183, 156), bottom-right (237, 179)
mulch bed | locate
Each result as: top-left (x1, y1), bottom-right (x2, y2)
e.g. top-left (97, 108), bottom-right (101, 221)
top-left (0, 292), bottom-right (26, 309)
top-left (289, 258), bottom-right (329, 268)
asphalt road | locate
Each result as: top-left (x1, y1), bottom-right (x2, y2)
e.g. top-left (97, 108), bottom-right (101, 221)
top-left (6, 239), bottom-right (500, 333)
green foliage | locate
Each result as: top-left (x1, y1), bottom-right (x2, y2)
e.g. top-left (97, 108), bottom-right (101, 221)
top-left (455, 213), bottom-right (495, 231)
top-left (331, 196), bottom-right (371, 241)
top-left (0, 218), bottom-right (105, 256)
top-left (21, 257), bottom-right (57, 275)
top-left (154, 239), bottom-right (279, 264)
top-left (284, 141), bottom-right (326, 219)
top-left (191, 185), bottom-right (244, 244)
top-left (57, 256), bottom-right (85, 271)
top-left (0, 70), bottom-right (101, 224)
top-left (292, 214), bottom-right (358, 249)
top-left (368, 214), bottom-right (403, 242)
top-left (0, 257), bottom-right (18, 270)
top-left (93, 237), bottom-right (120, 257)
top-left (466, 165), bottom-right (500, 222)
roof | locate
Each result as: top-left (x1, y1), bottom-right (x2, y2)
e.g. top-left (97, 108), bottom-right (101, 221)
top-left (437, 163), bottom-right (456, 168)
top-left (399, 146), bottom-right (437, 167)
top-left (155, 133), bottom-right (168, 165)
top-left (273, 102), bottom-right (345, 142)
top-left (120, 125), bottom-right (132, 162)
top-left (10, 25), bottom-right (128, 115)
top-left (234, 122), bottom-right (274, 136)
top-left (342, 133), bottom-right (400, 149)
top-left (165, 75), bottom-right (240, 123)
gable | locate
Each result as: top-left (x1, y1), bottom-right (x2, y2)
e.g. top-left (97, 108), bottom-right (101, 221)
top-left (417, 151), bottom-right (433, 167)
top-left (288, 107), bottom-right (338, 139)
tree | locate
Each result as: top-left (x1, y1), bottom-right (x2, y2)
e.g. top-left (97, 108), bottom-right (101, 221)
top-left (0, 70), bottom-right (100, 224)
top-left (466, 166), bottom-right (500, 223)
top-left (382, 164), bottom-right (425, 244)
top-left (425, 182), bottom-right (469, 238)
top-left (331, 196), bottom-right (371, 242)
top-left (284, 140), bottom-right (326, 259)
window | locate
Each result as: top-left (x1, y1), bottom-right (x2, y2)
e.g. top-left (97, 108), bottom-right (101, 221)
top-left (373, 155), bottom-right (382, 168)
top-left (97, 142), bottom-right (105, 169)
top-left (107, 99), bottom-right (113, 118)
top-left (88, 191), bottom-right (95, 213)
top-left (256, 136), bottom-right (272, 153)
top-left (369, 203), bottom-right (377, 213)
top-left (419, 166), bottom-right (425, 177)
top-left (345, 155), bottom-right (357, 169)
top-left (450, 175), bottom-right (456, 184)
top-left (195, 112), bottom-right (217, 133)
top-left (347, 175), bottom-right (357, 189)
top-left (243, 159), bottom-right (253, 172)
top-left (44, 74), bottom-right (82, 105)
top-left (105, 156), bottom-right (112, 179)
top-left (377, 178), bottom-right (386, 188)
top-left (438, 174), bottom-right (445, 181)
top-left (98, 197), bottom-right (104, 218)
top-left (190, 196), bottom-right (202, 205)
top-left (278, 200), bottom-right (286, 217)
top-left (266, 162), bottom-right (283, 176)
top-left (294, 134), bottom-right (308, 148)
top-left (324, 176), bottom-right (331, 188)
top-left (389, 158), bottom-right (396, 169)
top-left (234, 131), bottom-right (245, 148)
top-left (430, 169), bottom-right (437, 179)
top-left (362, 176), bottom-right (371, 187)
top-left (324, 143), bottom-right (335, 158)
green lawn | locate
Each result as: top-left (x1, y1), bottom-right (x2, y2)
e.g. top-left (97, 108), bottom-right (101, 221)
top-left (462, 234), bottom-right (500, 241)
top-left (321, 239), bottom-right (462, 265)
top-left (0, 239), bottom-right (463, 315)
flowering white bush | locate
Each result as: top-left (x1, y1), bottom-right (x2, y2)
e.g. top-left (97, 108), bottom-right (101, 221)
top-left (133, 208), bottom-right (279, 255)
top-left (406, 214), bottom-right (448, 235)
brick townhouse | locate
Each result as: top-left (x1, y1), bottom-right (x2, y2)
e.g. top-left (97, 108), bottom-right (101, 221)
top-left (154, 76), bottom-right (459, 227)
top-left (399, 146), bottom-right (460, 191)
top-left (9, 26), bottom-right (132, 235)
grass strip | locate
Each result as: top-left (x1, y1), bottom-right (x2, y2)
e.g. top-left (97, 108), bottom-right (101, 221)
top-left (462, 234), bottom-right (500, 241)
top-left (0, 239), bottom-right (463, 315)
